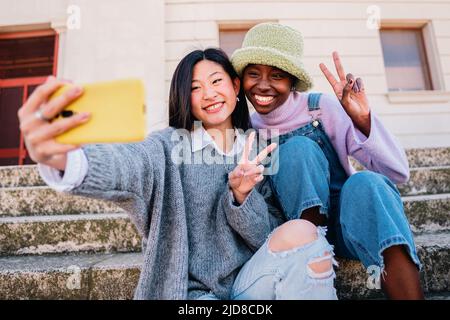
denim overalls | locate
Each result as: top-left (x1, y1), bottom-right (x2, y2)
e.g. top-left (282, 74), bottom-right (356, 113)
top-left (268, 93), bottom-right (421, 272)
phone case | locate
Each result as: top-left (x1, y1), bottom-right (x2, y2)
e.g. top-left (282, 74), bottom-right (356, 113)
top-left (50, 78), bottom-right (146, 144)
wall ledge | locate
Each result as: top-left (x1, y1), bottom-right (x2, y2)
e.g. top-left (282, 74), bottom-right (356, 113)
top-left (387, 91), bottom-right (450, 104)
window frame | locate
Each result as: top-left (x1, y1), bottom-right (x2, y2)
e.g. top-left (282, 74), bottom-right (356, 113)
top-left (0, 29), bottom-right (59, 165)
top-left (218, 21), bottom-right (274, 57)
top-left (379, 20), bottom-right (447, 103)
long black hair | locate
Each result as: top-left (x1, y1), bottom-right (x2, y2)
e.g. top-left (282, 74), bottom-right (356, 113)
top-left (169, 48), bottom-right (250, 131)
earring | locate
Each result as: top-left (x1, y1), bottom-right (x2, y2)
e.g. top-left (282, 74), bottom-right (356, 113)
top-left (236, 97), bottom-right (240, 102)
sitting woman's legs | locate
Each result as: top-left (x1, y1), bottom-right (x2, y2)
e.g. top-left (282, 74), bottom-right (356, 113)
top-left (338, 171), bottom-right (423, 299)
top-left (231, 219), bottom-right (337, 300)
top-left (270, 136), bottom-right (330, 226)
top-left (269, 219), bottom-right (334, 275)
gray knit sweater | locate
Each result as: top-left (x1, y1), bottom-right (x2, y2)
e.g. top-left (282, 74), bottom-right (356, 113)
top-left (69, 127), bottom-right (284, 299)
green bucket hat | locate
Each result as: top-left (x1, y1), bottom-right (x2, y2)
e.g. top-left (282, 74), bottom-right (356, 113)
top-left (231, 22), bottom-right (313, 92)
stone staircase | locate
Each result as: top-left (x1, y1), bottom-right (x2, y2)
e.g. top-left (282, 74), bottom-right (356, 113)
top-left (0, 147), bottom-right (449, 299)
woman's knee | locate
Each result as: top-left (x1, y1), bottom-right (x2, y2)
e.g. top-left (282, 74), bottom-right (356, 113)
top-left (342, 171), bottom-right (387, 193)
top-left (268, 219), bottom-right (318, 252)
top-left (268, 219), bottom-right (334, 276)
top-left (340, 171), bottom-right (405, 231)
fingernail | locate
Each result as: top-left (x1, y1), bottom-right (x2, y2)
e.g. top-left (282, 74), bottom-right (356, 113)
top-left (71, 86), bottom-right (83, 96)
top-left (79, 112), bottom-right (90, 120)
top-left (74, 86), bottom-right (83, 95)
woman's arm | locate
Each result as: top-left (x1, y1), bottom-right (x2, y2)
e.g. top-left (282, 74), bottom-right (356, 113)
top-left (318, 53), bottom-right (409, 183)
top-left (225, 132), bottom-right (280, 250)
top-left (19, 77), bottom-right (166, 236)
top-left (63, 136), bottom-right (169, 238)
top-left (321, 93), bottom-right (410, 184)
top-left (223, 176), bottom-right (285, 251)
top-left (223, 186), bottom-right (269, 251)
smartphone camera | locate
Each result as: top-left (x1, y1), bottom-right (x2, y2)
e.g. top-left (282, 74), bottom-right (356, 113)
top-left (59, 110), bottom-right (75, 118)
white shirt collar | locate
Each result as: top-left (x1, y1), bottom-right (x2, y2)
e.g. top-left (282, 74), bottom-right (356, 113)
top-left (191, 125), bottom-right (246, 157)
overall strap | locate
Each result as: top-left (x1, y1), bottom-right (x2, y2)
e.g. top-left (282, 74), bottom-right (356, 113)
top-left (307, 93), bottom-right (323, 122)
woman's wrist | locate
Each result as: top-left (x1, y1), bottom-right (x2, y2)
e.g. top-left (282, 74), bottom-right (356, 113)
top-left (46, 154), bottom-right (68, 172)
top-left (353, 112), bottom-right (371, 137)
top-left (231, 188), bottom-right (250, 205)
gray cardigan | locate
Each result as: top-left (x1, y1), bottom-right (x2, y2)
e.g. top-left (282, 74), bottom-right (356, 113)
top-left (70, 127), bottom-right (283, 299)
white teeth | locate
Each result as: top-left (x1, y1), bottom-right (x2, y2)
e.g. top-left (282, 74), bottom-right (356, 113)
top-left (205, 103), bottom-right (222, 111)
top-left (255, 95), bottom-right (274, 103)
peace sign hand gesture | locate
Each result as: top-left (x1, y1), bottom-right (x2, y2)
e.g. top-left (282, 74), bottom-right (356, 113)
top-left (228, 132), bottom-right (277, 204)
top-left (319, 51), bottom-right (371, 137)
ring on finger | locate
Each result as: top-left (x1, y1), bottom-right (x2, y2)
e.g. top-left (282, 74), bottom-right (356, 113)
top-left (34, 108), bottom-right (53, 122)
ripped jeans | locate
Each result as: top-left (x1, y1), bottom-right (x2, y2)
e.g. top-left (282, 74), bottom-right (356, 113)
top-left (198, 226), bottom-right (338, 300)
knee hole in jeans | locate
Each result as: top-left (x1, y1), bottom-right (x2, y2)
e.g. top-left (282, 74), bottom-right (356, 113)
top-left (307, 252), bottom-right (334, 279)
top-left (268, 219), bottom-right (318, 253)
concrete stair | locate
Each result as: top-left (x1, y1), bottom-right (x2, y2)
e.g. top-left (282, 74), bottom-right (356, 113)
top-left (0, 147), bottom-right (449, 300)
top-left (0, 252), bottom-right (141, 299)
top-left (0, 213), bottom-right (141, 255)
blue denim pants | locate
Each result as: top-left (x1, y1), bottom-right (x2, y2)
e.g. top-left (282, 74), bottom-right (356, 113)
top-left (197, 226), bottom-right (338, 300)
top-left (269, 129), bottom-right (422, 273)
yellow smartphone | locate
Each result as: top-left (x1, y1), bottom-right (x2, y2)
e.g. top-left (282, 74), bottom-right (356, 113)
top-left (49, 78), bottom-right (146, 145)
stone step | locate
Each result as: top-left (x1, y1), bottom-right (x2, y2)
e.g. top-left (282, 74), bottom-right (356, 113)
top-left (346, 147), bottom-right (450, 170)
top-left (2, 165), bottom-right (450, 218)
top-left (398, 166), bottom-right (450, 196)
top-left (0, 147), bottom-right (449, 188)
top-left (336, 231), bottom-right (450, 299)
top-left (1, 188), bottom-right (448, 234)
top-left (0, 213), bottom-right (141, 256)
top-left (0, 165), bottom-right (44, 188)
top-left (0, 232), bottom-right (448, 300)
top-left (1, 192), bottom-right (446, 256)
top-left (0, 252), bottom-right (141, 299)
top-left (403, 193), bottom-right (450, 233)
top-left (0, 187), bottom-right (124, 217)
top-left (406, 147), bottom-right (450, 169)
top-left (424, 292), bottom-right (450, 300)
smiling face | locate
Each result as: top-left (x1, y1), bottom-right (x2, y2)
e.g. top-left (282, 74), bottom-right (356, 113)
top-left (242, 64), bottom-right (295, 114)
top-left (190, 59), bottom-right (240, 130)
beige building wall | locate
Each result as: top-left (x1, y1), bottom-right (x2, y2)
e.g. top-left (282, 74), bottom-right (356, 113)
top-left (0, 0), bottom-right (166, 132)
top-left (1, 0), bottom-right (449, 147)
top-left (165, 0), bottom-right (450, 148)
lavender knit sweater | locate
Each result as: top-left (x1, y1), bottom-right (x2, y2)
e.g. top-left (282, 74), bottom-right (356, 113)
top-left (251, 92), bottom-right (410, 184)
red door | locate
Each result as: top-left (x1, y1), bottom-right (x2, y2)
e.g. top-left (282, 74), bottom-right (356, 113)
top-left (0, 30), bottom-right (58, 166)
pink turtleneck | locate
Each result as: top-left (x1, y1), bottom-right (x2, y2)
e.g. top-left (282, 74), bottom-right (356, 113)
top-left (250, 91), bottom-right (410, 184)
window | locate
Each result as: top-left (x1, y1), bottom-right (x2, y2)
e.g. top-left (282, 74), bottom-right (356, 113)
top-left (0, 34), bottom-right (56, 78)
top-left (0, 30), bottom-right (58, 166)
top-left (219, 22), bottom-right (268, 58)
top-left (380, 27), bottom-right (433, 91)
top-left (219, 28), bottom-right (249, 58)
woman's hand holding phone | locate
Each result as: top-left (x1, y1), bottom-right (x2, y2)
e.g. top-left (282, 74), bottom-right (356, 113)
top-left (18, 76), bottom-right (90, 171)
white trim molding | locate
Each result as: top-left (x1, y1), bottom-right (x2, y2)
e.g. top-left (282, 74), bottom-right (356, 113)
top-left (387, 91), bottom-right (450, 103)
